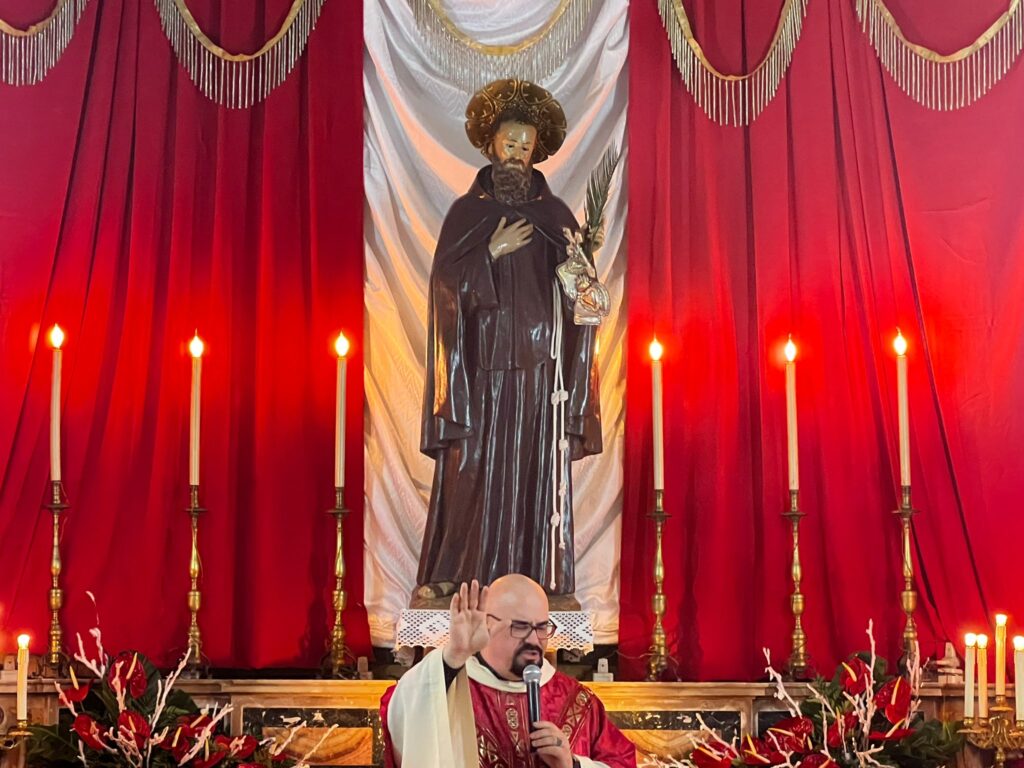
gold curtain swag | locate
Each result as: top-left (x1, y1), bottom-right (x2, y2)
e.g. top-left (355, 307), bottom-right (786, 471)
top-left (153, 0), bottom-right (327, 108)
top-left (658, 0), bottom-right (810, 127)
top-left (856, 0), bottom-right (1023, 111)
top-left (407, 0), bottom-right (595, 92)
top-left (0, 0), bottom-right (91, 85)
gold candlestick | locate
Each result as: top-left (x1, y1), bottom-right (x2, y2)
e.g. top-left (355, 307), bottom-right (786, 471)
top-left (784, 489), bottom-right (808, 678)
top-left (961, 698), bottom-right (1024, 768)
top-left (184, 484), bottom-right (206, 678)
top-left (324, 486), bottom-right (351, 678)
top-left (42, 480), bottom-right (69, 677)
top-left (647, 489), bottom-right (669, 681)
top-left (895, 484), bottom-right (918, 655)
top-left (0, 719), bottom-right (32, 752)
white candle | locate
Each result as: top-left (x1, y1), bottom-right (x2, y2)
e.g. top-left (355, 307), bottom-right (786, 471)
top-left (964, 633), bottom-right (977, 719)
top-left (334, 333), bottom-right (350, 488)
top-left (893, 331), bottom-right (910, 487)
top-left (649, 339), bottom-right (664, 491)
top-left (996, 614), bottom-right (1008, 697)
top-left (978, 634), bottom-right (989, 719)
top-left (188, 334), bottom-right (204, 487)
top-left (784, 337), bottom-right (799, 491)
top-left (49, 326), bottom-right (65, 482)
top-left (16, 634), bottom-right (29, 722)
top-left (1014, 636), bottom-right (1024, 722)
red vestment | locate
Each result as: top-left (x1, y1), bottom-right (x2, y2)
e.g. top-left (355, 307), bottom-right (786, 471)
top-left (381, 660), bottom-right (636, 768)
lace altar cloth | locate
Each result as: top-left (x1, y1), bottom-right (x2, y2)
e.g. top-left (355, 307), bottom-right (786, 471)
top-left (395, 609), bottom-right (594, 652)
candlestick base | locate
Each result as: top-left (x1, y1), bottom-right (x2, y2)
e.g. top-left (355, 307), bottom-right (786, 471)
top-left (320, 487), bottom-right (356, 679)
top-left (646, 489), bottom-right (672, 681)
top-left (0, 720), bottom-right (31, 752)
top-left (961, 702), bottom-right (1024, 768)
top-left (42, 480), bottom-right (69, 678)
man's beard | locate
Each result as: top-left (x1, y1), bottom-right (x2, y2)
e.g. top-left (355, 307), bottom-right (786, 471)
top-left (491, 159), bottom-right (533, 205)
top-left (510, 641), bottom-right (544, 677)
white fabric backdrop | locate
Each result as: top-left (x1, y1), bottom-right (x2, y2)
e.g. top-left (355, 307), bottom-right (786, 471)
top-left (363, 0), bottom-right (628, 646)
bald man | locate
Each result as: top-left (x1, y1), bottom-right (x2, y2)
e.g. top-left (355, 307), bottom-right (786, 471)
top-left (381, 576), bottom-right (636, 767)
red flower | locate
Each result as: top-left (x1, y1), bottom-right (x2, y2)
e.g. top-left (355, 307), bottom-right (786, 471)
top-left (224, 734), bottom-right (259, 758)
top-left (117, 709), bottom-right (152, 750)
top-left (160, 724), bottom-right (194, 761)
top-left (60, 681), bottom-right (91, 704)
top-left (800, 754), bottom-right (835, 768)
top-left (826, 712), bottom-right (858, 748)
top-left (874, 677), bottom-right (911, 725)
top-left (741, 736), bottom-right (785, 766)
top-left (175, 713), bottom-right (213, 740)
top-left (693, 742), bottom-right (738, 768)
top-left (766, 717), bottom-right (814, 753)
top-left (840, 657), bottom-right (871, 695)
top-left (72, 713), bottom-right (109, 751)
top-left (106, 652), bottom-right (147, 699)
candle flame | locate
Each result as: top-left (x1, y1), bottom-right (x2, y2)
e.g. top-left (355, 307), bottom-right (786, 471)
top-left (1014, 636), bottom-right (1024, 652)
top-left (649, 338), bottom-right (663, 361)
top-left (893, 330), bottom-right (907, 356)
top-left (997, 614), bottom-right (1008, 626)
top-left (334, 333), bottom-right (350, 358)
top-left (965, 633), bottom-right (977, 647)
top-left (978, 634), bottom-right (989, 648)
top-left (16, 634), bottom-right (29, 650)
top-left (784, 336), bottom-right (797, 363)
top-left (189, 334), bottom-right (205, 359)
top-left (49, 324), bottom-right (65, 349)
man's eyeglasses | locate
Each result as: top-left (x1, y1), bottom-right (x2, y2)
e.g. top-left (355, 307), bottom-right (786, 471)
top-left (487, 614), bottom-right (558, 640)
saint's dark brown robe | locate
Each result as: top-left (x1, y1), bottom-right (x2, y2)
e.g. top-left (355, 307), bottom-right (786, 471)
top-left (418, 166), bottom-right (601, 595)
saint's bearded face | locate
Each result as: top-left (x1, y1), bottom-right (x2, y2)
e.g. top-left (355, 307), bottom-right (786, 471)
top-left (489, 120), bottom-right (537, 205)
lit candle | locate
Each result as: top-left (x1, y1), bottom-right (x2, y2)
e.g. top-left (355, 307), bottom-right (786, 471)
top-left (893, 330), bottom-right (910, 487)
top-left (784, 336), bottom-right (799, 492)
top-left (649, 339), bottom-right (664, 491)
top-left (1014, 636), bottom-right (1024, 722)
top-left (965, 633), bottom-right (977, 719)
top-left (978, 633), bottom-right (989, 719)
top-left (188, 334), bottom-right (204, 487)
top-left (334, 333), bottom-right (350, 489)
top-left (16, 634), bottom-right (29, 722)
top-left (49, 325), bottom-right (65, 482)
top-left (996, 614), bottom-right (1008, 697)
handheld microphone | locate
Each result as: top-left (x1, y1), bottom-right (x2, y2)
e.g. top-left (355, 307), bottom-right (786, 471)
top-left (523, 664), bottom-right (542, 736)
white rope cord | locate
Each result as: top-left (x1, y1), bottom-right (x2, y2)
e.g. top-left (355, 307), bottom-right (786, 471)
top-left (548, 281), bottom-right (570, 590)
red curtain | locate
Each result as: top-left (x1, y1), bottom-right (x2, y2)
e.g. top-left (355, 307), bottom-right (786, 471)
top-left (623, 0), bottom-right (1024, 680)
top-left (0, 0), bottom-right (367, 667)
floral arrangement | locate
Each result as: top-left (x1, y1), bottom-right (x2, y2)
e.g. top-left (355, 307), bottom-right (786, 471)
top-left (642, 623), bottom-right (962, 768)
top-left (27, 595), bottom-right (335, 768)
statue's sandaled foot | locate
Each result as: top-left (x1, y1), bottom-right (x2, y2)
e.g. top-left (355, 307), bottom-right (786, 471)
top-left (411, 582), bottom-right (458, 608)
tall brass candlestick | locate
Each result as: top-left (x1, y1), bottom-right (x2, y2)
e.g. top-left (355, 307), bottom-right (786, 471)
top-left (785, 490), bottom-right (808, 677)
top-left (43, 480), bottom-right (69, 676)
top-left (647, 489), bottom-right (669, 681)
top-left (326, 486), bottom-right (350, 678)
top-left (184, 484), bottom-right (206, 678)
top-left (895, 484), bottom-right (918, 654)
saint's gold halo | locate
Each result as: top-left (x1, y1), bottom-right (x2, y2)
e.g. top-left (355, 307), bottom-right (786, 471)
top-left (465, 78), bottom-right (567, 163)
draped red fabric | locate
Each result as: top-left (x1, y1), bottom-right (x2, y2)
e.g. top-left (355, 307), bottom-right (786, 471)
top-left (623, 0), bottom-right (1024, 680)
top-left (0, 0), bottom-right (367, 667)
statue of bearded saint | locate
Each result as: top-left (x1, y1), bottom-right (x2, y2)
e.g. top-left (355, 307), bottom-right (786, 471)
top-left (415, 80), bottom-right (605, 607)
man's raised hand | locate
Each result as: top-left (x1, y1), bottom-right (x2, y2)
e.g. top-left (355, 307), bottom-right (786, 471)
top-left (489, 216), bottom-right (533, 259)
top-left (443, 580), bottom-right (499, 669)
